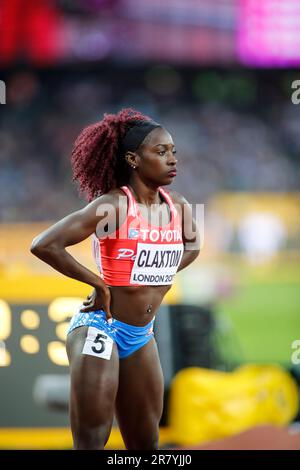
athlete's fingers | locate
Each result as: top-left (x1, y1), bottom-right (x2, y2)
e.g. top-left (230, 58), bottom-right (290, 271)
top-left (101, 294), bottom-right (111, 319)
top-left (103, 302), bottom-right (112, 323)
top-left (101, 288), bottom-right (112, 322)
top-left (80, 301), bottom-right (93, 312)
top-left (80, 305), bottom-right (94, 313)
top-left (107, 311), bottom-right (113, 322)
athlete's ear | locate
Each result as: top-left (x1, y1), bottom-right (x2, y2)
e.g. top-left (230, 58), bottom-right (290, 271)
top-left (125, 152), bottom-right (138, 170)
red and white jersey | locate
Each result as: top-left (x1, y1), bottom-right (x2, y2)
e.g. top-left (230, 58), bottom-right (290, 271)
top-left (92, 185), bottom-right (184, 286)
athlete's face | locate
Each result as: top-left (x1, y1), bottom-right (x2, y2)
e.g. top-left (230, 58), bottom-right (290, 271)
top-left (135, 127), bottom-right (178, 185)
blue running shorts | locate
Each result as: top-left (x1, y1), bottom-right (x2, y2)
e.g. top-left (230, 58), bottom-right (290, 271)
top-left (67, 308), bottom-right (154, 359)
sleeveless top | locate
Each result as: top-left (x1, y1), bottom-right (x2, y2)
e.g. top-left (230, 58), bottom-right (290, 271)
top-left (92, 185), bottom-right (184, 286)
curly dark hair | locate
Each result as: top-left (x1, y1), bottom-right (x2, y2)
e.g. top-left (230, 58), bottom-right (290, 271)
top-left (71, 108), bottom-right (153, 201)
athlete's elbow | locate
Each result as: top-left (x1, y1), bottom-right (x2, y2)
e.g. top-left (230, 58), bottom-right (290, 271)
top-left (184, 240), bottom-right (200, 256)
top-left (185, 246), bottom-right (200, 263)
top-left (192, 247), bottom-right (200, 261)
top-left (30, 240), bottom-right (45, 258)
top-left (30, 236), bottom-right (57, 258)
top-left (30, 236), bottom-right (41, 255)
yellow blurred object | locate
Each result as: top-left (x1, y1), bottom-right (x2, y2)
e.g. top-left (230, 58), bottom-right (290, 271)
top-left (168, 364), bottom-right (299, 445)
top-left (0, 426), bottom-right (173, 450)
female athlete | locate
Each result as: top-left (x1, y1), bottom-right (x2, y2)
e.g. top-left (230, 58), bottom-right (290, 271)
top-left (30, 108), bottom-right (200, 450)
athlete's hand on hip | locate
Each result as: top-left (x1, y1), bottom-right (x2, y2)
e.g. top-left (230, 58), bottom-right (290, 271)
top-left (80, 286), bottom-right (112, 323)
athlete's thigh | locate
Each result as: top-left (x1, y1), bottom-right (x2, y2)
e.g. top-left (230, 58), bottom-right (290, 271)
top-left (67, 326), bottom-right (119, 427)
top-left (115, 338), bottom-right (164, 447)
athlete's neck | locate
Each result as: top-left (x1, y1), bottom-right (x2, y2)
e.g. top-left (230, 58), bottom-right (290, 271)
top-left (127, 180), bottom-right (161, 207)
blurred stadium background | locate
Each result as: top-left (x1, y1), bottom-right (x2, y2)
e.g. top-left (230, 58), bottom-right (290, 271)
top-left (0, 0), bottom-right (300, 450)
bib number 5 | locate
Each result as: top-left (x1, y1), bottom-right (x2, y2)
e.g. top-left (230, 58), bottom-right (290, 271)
top-left (82, 326), bottom-right (114, 360)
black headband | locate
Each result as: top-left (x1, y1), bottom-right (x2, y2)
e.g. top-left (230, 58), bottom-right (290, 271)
top-left (121, 120), bottom-right (161, 153)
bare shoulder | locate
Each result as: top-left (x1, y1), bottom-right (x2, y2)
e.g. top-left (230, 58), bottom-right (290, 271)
top-left (85, 188), bottom-right (128, 231)
top-left (86, 188), bottom-right (127, 212)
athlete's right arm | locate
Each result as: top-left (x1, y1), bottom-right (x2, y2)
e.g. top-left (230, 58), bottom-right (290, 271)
top-left (30, 193), bottom-right (121, 317)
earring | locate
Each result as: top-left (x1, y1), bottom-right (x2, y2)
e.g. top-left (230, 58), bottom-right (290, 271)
top-left (131, 165), bottom-right (136, 169)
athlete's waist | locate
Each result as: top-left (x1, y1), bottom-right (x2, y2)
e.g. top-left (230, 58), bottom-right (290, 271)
top-left (91, 308), bottom-right (156, 328)
top-left (108, 283), bottom-right (170, 298)
top-left (107, 285), bottom-right (168, 324)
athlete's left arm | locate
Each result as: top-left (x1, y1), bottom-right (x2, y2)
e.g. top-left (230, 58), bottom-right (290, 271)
top-left (170, 191), bottom-right (200, 272)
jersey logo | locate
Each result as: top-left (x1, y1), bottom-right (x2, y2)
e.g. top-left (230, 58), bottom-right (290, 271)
top-left (116, 248), bottom-right (136, 260)
top-left (128, 228), bottom-right (139, 239)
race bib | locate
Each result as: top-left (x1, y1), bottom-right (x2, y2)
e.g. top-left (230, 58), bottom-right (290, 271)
top-left (82, 327), bottom-right (114, 360)
top-left (130, 243), bottom-right (184, 285)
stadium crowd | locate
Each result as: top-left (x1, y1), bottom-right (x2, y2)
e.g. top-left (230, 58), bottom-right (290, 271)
top-left (0, 69), bottom-right (299, 222)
